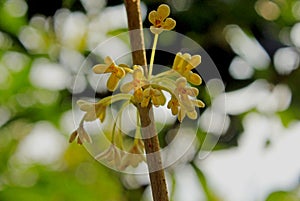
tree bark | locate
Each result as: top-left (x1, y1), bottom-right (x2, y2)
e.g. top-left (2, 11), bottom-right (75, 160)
top-left (124, 1), bottom-right (169, 201)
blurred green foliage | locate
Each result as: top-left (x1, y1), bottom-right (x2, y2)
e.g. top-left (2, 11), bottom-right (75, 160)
top-left (0, 0), bottom-right (300, 201)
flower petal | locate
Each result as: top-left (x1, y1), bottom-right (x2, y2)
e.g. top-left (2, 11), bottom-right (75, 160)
top-left (188, 73), bottom-right (202, 85)
top-left (104, 56), bottom-right (114, 65)
top-left (176, 77), bottom-right (187, 88)
top-left (93, 64), bottom-right (110, 74)
top-left (152, 89), bottom-right (166, 106)
top-left (97, 105), bottom-right (106, 122)
top-left (172, 52), bottom-right (182, 71)
top-left (107, 75), bottom-right (120, 91)
top-left (134, 88), bottom-right (144, 103)
top-left (178, 108), bottom-right (186, 122)
top-left (162, 18), bottom-right (176, 30)
top-left (141, 96), bottom-right (151, 107)
top-left (193, 99), bottom-right (205, 108)
top-left (78, 126), bottom-right (92, 143)
top-left (187, 87), bottom-right (199, 97)
top-left (157, 4), bottom-right (170, 21)
top-left (191, 55), bottom-right (201, 67)
top-left (182, 53), bottom-right (192, 60)
top-left (120, 82), bottom-right (134, 93)
top-left (148, 11), bottom-right (157, 25)
top-left (77, 100), bottom-right (94, 111)
top-left (115, 67), bottom-right (125, 78)
top-left (187, 110), bottom-right (197, 119)
top-left (133, 65), bottom-right (144, 79)
top-left (150, 26), bottom-right (164, 34)
top-left (84, 111), bottom-right (97, 121)
top-left (69, 130), bottom-right (78, 143)
top-left (185, 55), bottom-right (201, 70)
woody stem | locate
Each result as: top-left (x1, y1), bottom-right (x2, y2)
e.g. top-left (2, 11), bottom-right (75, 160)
top-left (124, 1), bottom-right (169, 201)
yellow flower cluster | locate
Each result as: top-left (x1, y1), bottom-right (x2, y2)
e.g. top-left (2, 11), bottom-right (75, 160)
top-left (70, 4), bottom-right (205, 170)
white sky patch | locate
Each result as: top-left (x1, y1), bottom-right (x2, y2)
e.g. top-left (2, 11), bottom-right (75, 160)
top-left (80, 0), bottom-right (106, 16)
top-left (93, 36), bottom-right (130, 62)
top-left (199, 107), bottom-right (230, 136)
top-left (4, 0), bottom-right (28, 17)
top-left (174, 165), bottom-right (205, 201)
top-left (274, 47), bottom-right (299, 75)
top-left (229, 56), bottom-right (254, 79)
top-left (30, 58), bottom-right (70, 90)
top-left (59, 48), bottom-right (86, 73)
top-left (291, 23), bottom-right (300, 47)
top-left (215, 80), bottom-right (291, 115)
top-left (198, 113), bottom-right (300, 201)
top-left (224, 24), bottom-right (270, 70)
top-left (1, 51), bottom-right (30, 72)
top-left (15, 121), bottom-right (68, 165)
top-left (19, 26), bottom-right (47, 53)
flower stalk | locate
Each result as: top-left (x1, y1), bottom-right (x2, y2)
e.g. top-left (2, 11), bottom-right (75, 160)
top-left (148, 33), bottom-right (159, 79)
top-left (124, 1), bottom-right (169, 201)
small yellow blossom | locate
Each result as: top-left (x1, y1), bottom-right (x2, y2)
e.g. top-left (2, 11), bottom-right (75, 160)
top-left (172, 52), bottom-right (202, 85)
top-left (167, 96), bottom-right (180, 115)
top-left (95, 145), bottom-right (123, 168)
top-left (141, 87), bottom-right (166, 107)
top-left (148, 4), bottom-right (176, 34)
top-left (77, 100), bottom-right (106, 122)
top-left (120, 139), bottom-right (146, 170)
top-left (174, 77), bottom-right (205, 122)
top-left (121, 65), bottom-right (148, 103)
top-left (93, 56), bottom-right (125, 91)
top-left (69, 124), bottom-right (92, 144)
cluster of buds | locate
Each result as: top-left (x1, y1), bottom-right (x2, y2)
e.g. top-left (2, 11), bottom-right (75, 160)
top-left (70, 4), bottom-right (205, 170)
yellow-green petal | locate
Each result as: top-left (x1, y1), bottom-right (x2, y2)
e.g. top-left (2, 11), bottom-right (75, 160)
top-left (120, 82), bottom-right (134, 93)
top-left (93, 64), bottom-right (111, 74)
top-left (77, 100), bottom-right (93, 111)
top-left (188, 73), bottom-right (202, 85)
top-left (187, 87), bottom-right (199, 97)
top-left (133, 65), bottom-right (144, 79)
top-left (172, 52), bottom-right (182, 70)
top-left (148, 10), bottom-right (157, 25)
top-left (187, 110), bottom-right (197, 119)
top-left (104, 56), bottom-right (113, 65)
top-left (162, 18), bottom-right (176, 30)
top-left (107, 75), bottom-right (120, 91)
top-left (115, 67), bottom-right (125, 78)
top-left (98, 106), bottom-right (106, 122)
top-left (157, 4), bottom-right (170, 20)
top-left (193, 99), bottom-right (205, 108)
top-left (134, 88), bottom-right (144, 103)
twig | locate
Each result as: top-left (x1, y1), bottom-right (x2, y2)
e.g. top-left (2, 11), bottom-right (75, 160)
top-left (124, 1), bottom-right (169, 201)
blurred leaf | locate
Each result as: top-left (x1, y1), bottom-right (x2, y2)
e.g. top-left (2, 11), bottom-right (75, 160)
top-left (266, 190), bottom-right (300, 201)
top-left (191, 162), bottom-right (221, 201)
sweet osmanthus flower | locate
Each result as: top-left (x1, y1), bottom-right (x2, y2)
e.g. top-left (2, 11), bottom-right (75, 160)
top-left (120, 65), bottom-right (148, 103)
top-left (70, 4), bottom-right (205, 170)
top-left (174, 77), bottom-right (205, 122)
top-left (172, 53), bottom-right (202, 85)
top-left (148, 4), bottom-right (176, 34)
top-left (93, 56), bottom-right (131, 91)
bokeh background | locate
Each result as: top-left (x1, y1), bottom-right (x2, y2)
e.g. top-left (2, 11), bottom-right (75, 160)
top-left (0, 0), bottom-right (300, 200)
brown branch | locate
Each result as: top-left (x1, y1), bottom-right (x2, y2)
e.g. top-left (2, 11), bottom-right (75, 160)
top-left (124, 1), bottom-right (169, 201)
top-left (123, 0), bottom-right (147, 73)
